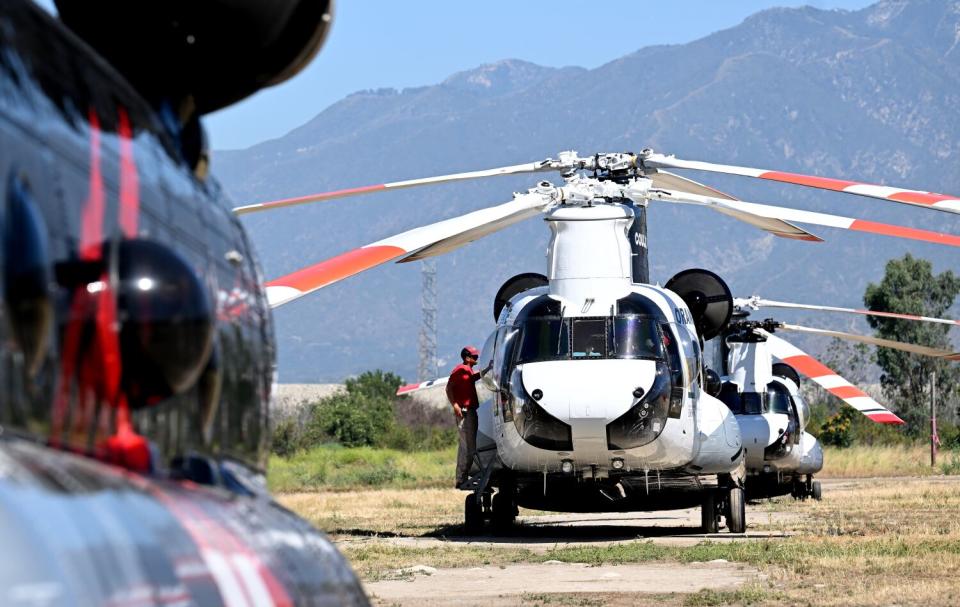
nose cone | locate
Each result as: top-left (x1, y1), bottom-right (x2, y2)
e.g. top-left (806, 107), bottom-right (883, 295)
top-left (519, 359), bottom-right (657, 420)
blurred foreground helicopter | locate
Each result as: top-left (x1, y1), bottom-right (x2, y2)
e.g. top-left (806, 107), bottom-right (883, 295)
top-left (240, 145), bottom-right (960, 533)
top-left (0, 1), bottom-right (371, 604)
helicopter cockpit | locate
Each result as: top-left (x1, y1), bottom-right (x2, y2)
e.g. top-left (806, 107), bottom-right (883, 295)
top-left (488, 292), bottom-right (702, 453)
top-left (514, 315), bottom-right (665, 364)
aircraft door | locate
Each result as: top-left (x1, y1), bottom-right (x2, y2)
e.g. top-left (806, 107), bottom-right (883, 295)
top-left (492, 326), bottom-right (519, 421)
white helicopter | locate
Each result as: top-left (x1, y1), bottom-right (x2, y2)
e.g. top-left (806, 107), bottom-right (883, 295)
top-left (237, 149), bottom-right (960, 533)
top-left (715, 296), bottom-right (958, 501)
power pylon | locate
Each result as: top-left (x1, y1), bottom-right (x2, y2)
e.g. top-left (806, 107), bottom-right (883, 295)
top-left (417, 259), bottom-right (438, 381)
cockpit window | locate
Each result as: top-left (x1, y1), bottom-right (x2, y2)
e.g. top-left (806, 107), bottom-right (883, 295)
top-left (611, 316), bottom-right (664, 360)
top-left (767, 382), bottom-right (793, 415)
top-left (571, 319), bottom-right (606, 358)
top-left (517, 315), bottom-right (664, 363)
top-left (517, 318), bottom-right (569, 363)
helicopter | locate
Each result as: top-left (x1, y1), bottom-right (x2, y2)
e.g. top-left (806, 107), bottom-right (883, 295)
top-left (714, 296), bottom-right (958, 501)
top-left (0, 1), bottom-right (372, 604)
top-left (240, 147), bottom-right (960, 533)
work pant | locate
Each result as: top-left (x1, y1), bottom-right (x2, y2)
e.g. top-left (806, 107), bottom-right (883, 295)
top-left (456, 407), bottom-right (478, 486)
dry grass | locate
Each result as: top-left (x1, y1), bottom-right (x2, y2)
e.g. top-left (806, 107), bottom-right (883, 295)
top-left (282, 478), bottom-right (960, 605)
top-left (280, 488), bottom-right (464, 537)
top-left (819, 445), bottom-right (956, 478)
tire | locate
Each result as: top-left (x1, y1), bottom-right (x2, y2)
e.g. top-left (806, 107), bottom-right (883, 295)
top-left (726, 486), bottom-right (746, 534)
top-left (811, 480), bottom-right (822, 501)
top-left (701, 491), bottom-right (718, 533)
top-left (464, 494), bottom-right (483, 533)
top-left (491, 491), bottom-right (516, 531)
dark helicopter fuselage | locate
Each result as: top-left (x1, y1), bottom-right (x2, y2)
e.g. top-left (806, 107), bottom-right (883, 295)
top-left (0, 2), bottom-right (366, 604)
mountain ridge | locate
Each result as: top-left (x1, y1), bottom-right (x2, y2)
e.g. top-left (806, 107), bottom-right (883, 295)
top-left (213, 0), bottom-right (960, 382)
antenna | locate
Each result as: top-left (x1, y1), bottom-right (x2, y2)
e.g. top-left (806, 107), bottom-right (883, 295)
top-left (417, 259), bottom-right (438, 381)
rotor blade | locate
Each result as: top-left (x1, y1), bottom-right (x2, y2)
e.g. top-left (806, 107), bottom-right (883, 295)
top-left (757, 330), bottom-right (905, 424)
top-left (397, 376), bottom-right (448, 396)
top-left (778, 323), bottom-right (960, 360)
top-left (265, 191), bottom-right (553, 307)
top-left (647, 170), bottom-right (738, 201)
top-left (652, 190), bottom-right (960, 248)
top-left (644, 152), bottom-right (960, 214)
top-left (234, 158), bottom-right (560, 215)
top-left (649, 190), bottom-right (823, 241)
top-left (738, 296), bottom-right (960, 327)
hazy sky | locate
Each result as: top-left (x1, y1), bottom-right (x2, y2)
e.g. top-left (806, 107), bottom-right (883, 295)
top-left (37, 0), bottom-right (878, 150)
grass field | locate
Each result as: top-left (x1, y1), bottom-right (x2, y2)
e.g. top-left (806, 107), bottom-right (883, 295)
top-left (268, 444), bottom-right (457, 493)
top-left (268, 444), bottom-right (960, 493)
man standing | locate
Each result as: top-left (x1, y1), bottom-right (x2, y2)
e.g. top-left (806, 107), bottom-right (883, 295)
top-left (446, 345), bottom-right (482, 488)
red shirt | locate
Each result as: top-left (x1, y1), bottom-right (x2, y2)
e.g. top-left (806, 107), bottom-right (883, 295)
top-left (448, 363), bottom-right (480, 409)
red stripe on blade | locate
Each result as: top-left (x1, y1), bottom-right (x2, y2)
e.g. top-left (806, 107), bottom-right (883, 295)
top-left (866, 412), bottom-right (905, 424)
top-left (780, 355), bottom-right (835, 379)
top-left (849, 220), bottom-right (960, 247)
top-left (828, 385), bottom-right (867, 400)
top-left (888, 191), bottom-right (955, 206)
top-left (262, 184), bottom-right (387, 208)
top-left (267, 245), bottom-right (405, 293)
top-left (397, 384), bottom-right (419, 395)
top-left (760, 171), bottom-right (858, 192)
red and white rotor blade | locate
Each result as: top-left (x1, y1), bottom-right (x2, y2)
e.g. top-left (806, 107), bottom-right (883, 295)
top-left (778, 323), bottom-right (960, 361)
top-left (648, 190), bottom-right (822, 241)
top-left (234, 159), bottom-right (558, 215)
top-left (742, 297), bottom-right (960, 327)
top-left (266, 192), bottom-right (552, 307)
top-left (644, 152), bottom-right (960, 214)
top-left (757, 330), bottom-right (905, 424)
top-left (397, 376), bottom-right (449, 396)
top-left (652, 190), bottom-right (960, 248)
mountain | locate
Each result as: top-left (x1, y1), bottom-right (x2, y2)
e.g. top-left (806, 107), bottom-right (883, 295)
top-left (212, 0), bottom-right (960, 382)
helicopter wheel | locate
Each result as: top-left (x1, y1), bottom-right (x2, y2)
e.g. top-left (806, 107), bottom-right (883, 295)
top-left (792, 479), bottom-right (806, 501)
top-left (701, 490), bottom-right (719, 533)
top-left (725, 486), bottom-right (746, 534)
top-left (811, 480), bottom-right (822, 501)
top-left (464, 494), bottom-right (484, 533)
top-left (491, 490), bottom-right (517, 531)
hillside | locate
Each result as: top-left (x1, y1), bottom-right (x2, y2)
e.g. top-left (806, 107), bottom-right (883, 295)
top-left (213, 0), bottom-right (960, 382)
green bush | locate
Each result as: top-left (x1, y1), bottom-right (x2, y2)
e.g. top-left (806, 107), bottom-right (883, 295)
top-left (312, 392), bottom-right (394, 448)
top-left (270, 368), bottom-right (461, 454)
top-left (271, 418), bottom-right (302, 457)
top-left (818, 408), bottom-right (855, 448)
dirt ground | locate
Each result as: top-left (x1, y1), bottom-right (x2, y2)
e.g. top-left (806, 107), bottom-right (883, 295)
top-left (356, 502), bottom-right (778, 605)
top-left (365, 561), bottom-right (760, 606)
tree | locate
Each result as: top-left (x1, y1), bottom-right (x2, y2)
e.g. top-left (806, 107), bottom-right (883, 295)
top-left (864, 254), bottom-right (960, 433)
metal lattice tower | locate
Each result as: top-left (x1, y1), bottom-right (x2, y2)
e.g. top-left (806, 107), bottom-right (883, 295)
top-left (417, 259), bottom-right (438, 381)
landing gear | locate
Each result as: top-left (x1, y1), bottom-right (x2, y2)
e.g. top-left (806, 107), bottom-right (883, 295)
top-left (701, 490), bottom-right (718, 533)
top-left (491, 479), bottom-right (518, 530)
top-left (725, 486), bottom-right (746, 533)
top-left (791, 475), bottom-right (822, 501)
top-left (464, 494), bottom-right (483, 532)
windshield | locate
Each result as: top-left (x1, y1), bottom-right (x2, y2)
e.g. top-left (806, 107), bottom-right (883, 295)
top-left (767, 382), bottom-right (793, 415)
top-left (517, 318), bottom-right (569, 363)
top-left (517, 316), bottom-right (663, 363)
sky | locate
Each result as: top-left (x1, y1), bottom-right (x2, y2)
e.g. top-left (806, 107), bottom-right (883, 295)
top-left (36, 0), bottom-right (878, 150)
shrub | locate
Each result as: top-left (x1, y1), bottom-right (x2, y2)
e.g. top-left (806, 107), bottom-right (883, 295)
top-left (819, 408), bottom-right (855, 448)
top-left (312, 392), bottom-right (393, 448)
top-left (271, 418), bottom-right (302, 457)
